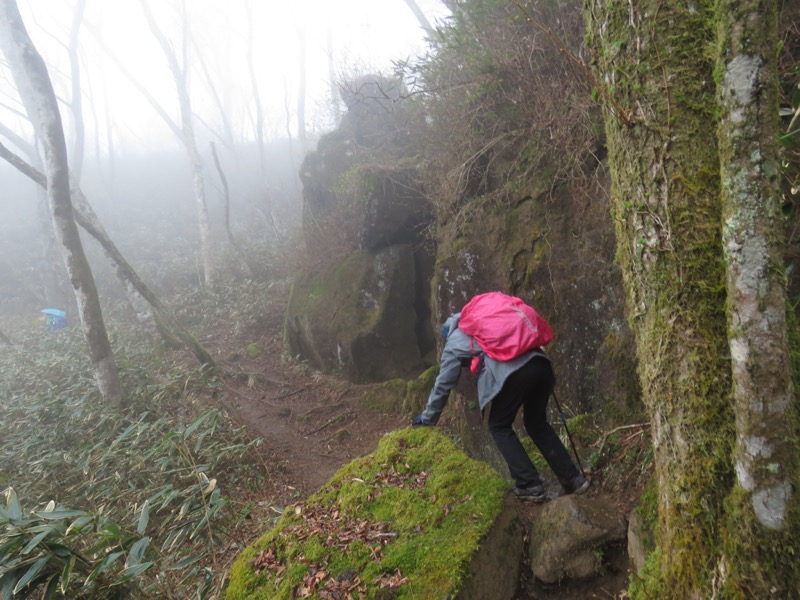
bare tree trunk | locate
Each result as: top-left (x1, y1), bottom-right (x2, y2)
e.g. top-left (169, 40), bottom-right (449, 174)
top-left (210, 141), bottom-right (256, 278)
top-left (0, 122), bottom-right (64, 304)
top-left (0, 0), bottom-right (123, 408)
top-left (245, 0), bottom-right (265, 174)
top-left (67, 0), bottom-right (86, 181)
top-left (192, 35), bottom-right (236, 152)
top-left (244, 0), bottom-right (282, 243)
top-left (402, 0), bottom-right (436, 38)
top-left (0, 140), bottom-right (217, 370)
top-left (296, 25), bottom-right (307, 150)
top-left (140, 0), bottom-right (215, 288)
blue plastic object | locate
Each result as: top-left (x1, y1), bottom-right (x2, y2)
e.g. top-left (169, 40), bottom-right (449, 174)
top-left (41, 309), bottom-right (67, 331)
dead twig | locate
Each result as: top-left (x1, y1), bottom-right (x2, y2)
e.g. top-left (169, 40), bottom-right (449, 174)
top-left (273, 385), bottom-right (314, 401)
top-left (220, 378), bottom-right (287, 408)
top-left (325, 424), bottom-right (351, 442)
top-left (595, 422), bottom-right (650, 457)
top-left (305, 411), bottom-right (354, 435)
top-left (513, 0), bottom-right (635, 126)
top-left (300, 401), bottom-right (346, 418)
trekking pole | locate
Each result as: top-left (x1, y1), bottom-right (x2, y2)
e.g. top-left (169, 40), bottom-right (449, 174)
top-left (552, 391), bottom-right (584, 475)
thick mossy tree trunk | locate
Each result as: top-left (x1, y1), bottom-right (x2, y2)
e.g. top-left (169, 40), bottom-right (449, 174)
top-left (586, 0), bottom-right (798, 596)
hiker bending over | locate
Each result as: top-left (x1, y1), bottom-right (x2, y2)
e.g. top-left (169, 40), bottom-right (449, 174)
top-left (412, 304), bottom-right (589, 502)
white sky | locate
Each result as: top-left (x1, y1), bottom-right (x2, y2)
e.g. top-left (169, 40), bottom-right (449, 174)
top-left (1, 0), bottom-right (449, 156)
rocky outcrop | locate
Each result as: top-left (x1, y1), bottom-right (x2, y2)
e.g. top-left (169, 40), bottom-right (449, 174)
top-left (289, 75), bottom-right (436, 382)
top-left (432, 170), bottom-right (639, 421)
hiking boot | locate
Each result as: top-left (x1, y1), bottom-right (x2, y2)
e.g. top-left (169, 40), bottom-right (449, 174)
top-left (512, 484), bottom-right (546, 502)
top-left (564, 474), bottom-right (590, 495)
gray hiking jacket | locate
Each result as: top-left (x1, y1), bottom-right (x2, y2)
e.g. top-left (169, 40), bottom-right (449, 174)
top-left (419, 313), bottom-right (549, 424)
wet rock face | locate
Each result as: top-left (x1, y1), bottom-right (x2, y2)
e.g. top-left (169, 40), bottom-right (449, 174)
top-left (285, 245), bottom-right (426, 383)
top-left (528, 495), bottom-right (627, 584)
top-left (457, 495), bottom-right (524, 600)
top-left (432, 170), bottom-right (641, 420)
top-left (358, 169), bottom-right (431, 252)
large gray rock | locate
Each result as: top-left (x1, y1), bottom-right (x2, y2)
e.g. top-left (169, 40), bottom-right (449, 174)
top-left (529, 495), bottom-right (627, 584)
top-left (290, 74), bottom-right (436, 381)
top-left (284, 244), bottom-right (425, 382)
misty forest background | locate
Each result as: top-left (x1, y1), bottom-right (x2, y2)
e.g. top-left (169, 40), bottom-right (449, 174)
top-left (1, 0), bottom-right (799, 598)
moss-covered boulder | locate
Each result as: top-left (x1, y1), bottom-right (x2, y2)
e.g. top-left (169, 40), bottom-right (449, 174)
top-left (225, 428), bottom-right (523, 600)
top-left (359, 366), bottom-right (439, 415)
top-left (285, 245), bottom-right (426, 382)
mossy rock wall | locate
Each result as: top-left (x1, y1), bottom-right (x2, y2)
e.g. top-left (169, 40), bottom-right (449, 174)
top-left (432, 167), bottom-right (640, 421)
top-left (285, 245), bottom-right (426, 382)
top-left (225, 428), bottom-right (522, 600)
top-left (290, 81), bottom-right (436, 382)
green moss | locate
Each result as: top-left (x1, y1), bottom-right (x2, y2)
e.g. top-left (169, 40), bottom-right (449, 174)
top-left (717, 483), bottom-right (800, 599)
top-left (244, 343), bottom-right (263, 358)
top-left (225, 428), bottom-right (508, 599)
top-left (634, 474), bottom-right (658, 538)
top-left (628, 547), bottom-right (665, 598)
top-left (360, 378), bottom-right (407, 412)
top-left (588, 0), bottom-right (740, 595)
top-left (565, 413), bottom-right (601, 447)
top-left (403, 366), bottom-right (439, 415)
top-left (359, 366), bottom-right (439, 415)
top-left (711, 305), bottom-right (800, 598)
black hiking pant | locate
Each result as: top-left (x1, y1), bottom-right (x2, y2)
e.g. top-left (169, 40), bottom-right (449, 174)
top-left (487, 356), bottom-right (580, 489)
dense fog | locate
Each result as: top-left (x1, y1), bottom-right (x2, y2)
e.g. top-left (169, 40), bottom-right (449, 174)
top-left (0, 0), bottom-right (444, 319)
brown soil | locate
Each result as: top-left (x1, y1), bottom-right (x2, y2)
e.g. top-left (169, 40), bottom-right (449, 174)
top-left (197, 315), bottom-right (647, 599)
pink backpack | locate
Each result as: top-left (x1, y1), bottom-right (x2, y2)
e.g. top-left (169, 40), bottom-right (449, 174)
top-left (459, 292), bottom-right (553, 372)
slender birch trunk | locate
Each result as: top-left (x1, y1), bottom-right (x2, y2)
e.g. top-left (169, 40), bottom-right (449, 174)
top-left (715, 0), bottom-right (798, 592)
top-left (141, 0), bottom-right (215, 288)
top-left (0, 0), bottom-right (124, 408)
top-left (0, 141), bottom-right (216, 370)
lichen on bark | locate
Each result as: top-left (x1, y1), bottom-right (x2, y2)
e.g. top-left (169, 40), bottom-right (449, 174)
top-left (587, 0), bottom-right (799, 594)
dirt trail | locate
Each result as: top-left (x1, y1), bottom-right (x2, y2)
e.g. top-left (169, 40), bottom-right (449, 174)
top-left (207, 327), bottom-right (406, 502)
